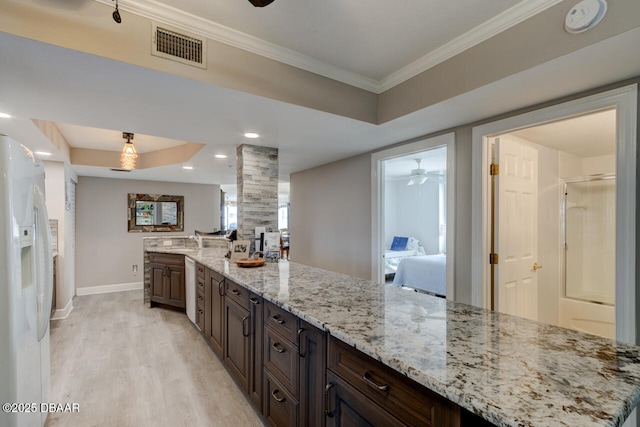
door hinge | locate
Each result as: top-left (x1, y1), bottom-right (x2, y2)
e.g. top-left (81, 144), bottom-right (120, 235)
top-left (490, 163), bottom-right (499, 176)
top-left (489, 253), bottom-right (499, 265)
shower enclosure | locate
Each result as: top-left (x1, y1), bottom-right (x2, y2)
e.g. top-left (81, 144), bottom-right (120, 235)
top-left (560, 174), bottom-right (616, 338)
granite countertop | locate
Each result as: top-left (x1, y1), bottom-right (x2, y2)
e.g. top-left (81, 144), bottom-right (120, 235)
top-left (148, 247), bottom-right (640, 427)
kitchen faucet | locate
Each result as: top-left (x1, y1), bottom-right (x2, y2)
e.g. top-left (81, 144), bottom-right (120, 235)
top-left (189, 234), bottom-right (203, 249)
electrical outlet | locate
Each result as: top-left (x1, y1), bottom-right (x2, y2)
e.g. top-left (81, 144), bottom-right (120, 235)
top-left (163, 240), bottom-right (172, 246)
top-left (132, 264), bottom-right (138, 276)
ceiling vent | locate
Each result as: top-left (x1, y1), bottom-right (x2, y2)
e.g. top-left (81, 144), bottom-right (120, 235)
top-left (152, 23), bottom-right (207, 69)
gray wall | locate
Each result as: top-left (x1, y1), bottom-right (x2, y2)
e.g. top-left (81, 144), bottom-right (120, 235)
top-left (290, 154), bottom-right (371, 279)
top-left (290, 77), bottom-right (640, 306)
top-left (75, 177), bottom-right (220, 289)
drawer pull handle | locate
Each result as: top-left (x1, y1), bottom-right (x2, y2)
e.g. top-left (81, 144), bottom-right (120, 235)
top-left (218, 280), bottom-right (224, 296)
top-left (271, 389), bottom-right (286, 403)
top-left (324, 383), bottom-right (335, 417)
top-left (242, 316), bottom-right (250, 337)
top-left (249, 297), bottom-right (260, 305)
top-left (297, 328), bottom-right (306, 357)
top-left (272, 342), bottom-right (286, 353)
top-left (231, 289), bottom-right (240, 296)
top-left (271, 315), bottom-right (286, 324)
top-left (363, 372), bottom-right (390, 391)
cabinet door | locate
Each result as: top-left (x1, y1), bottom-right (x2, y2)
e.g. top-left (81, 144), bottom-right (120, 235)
top-left (264, 370), bottom-right (299, 427)
top-left (207, 269), bottom-right (225, 357)
top-left (149, 263), bottom-right (166, 305)
top-left (249, 293), bottom-right (263, 411)
top-left (325, 371), bottom-right (402, 427)
top-left (299, 321), bottom-right (326, 427)
top-left (166, 265), bottom-right (185, 308)
top-left (225, 298), bottom-right (250, 392)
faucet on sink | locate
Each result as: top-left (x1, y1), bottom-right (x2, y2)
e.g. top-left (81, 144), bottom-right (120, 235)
top-left (189, 234), bottom-right (203, 249)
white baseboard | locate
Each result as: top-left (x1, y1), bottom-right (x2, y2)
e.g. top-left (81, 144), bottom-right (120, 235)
top-left (76, 282), bottom-right (143, 296)
top-left (51, 299), bottom-right (73, 320)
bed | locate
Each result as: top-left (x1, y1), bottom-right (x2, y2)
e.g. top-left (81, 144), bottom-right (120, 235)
top-left (392, 254), bottom-right (446, 297)
top-left (384, 236), bottom-right (425, 276)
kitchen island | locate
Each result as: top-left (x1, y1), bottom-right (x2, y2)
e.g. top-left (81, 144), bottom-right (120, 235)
top-left (146, 245), bottom-right (640, 427)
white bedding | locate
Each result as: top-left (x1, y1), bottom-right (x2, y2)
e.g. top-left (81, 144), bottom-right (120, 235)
top-left (392, 254), bottom-right (446, 296)
top-left (384, 249), bottom-right (424, 274)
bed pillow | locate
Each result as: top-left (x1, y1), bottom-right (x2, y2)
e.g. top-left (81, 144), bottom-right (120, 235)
top-left (390, 236), bottom-right (408, 251)
top-left (406, 237), bottom-right (420, 251)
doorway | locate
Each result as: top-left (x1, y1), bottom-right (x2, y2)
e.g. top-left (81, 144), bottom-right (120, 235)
top-left (371, 133), bottom-right (455, 299)
top-left (489, 110), bottom-right (617, 336)
top-left (471, 84), bottom-right (637, 346)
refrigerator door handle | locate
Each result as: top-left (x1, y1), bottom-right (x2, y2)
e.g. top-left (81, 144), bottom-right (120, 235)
top-left (33, 184), bottom-right (53, 341)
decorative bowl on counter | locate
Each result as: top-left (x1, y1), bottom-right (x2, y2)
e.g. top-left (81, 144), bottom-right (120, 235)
top-left (235, 257), bottom-right (266, 268)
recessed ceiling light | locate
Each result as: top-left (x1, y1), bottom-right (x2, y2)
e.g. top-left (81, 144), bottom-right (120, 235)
top-left (0, 112), bottom-right (11, 119)
top-left (215, 154), bottom-right (227, 159)
top-left (244, 132), bottom-right (259, 139)
top-left (183, 166), bottom-right (194, 170)
top-left (35, 151), bottom-right (52, 156)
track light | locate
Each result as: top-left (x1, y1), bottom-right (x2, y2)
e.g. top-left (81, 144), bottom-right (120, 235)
top-left (112, 0), bottom-right (121, 24)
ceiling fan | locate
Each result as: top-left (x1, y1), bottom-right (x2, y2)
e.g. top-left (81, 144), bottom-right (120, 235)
top-left (249, 0), bottom-right (275, 6)
top-left (407, 159), bottom-right (427, 186)
top-left (406, 159), bottom-right (446, 186)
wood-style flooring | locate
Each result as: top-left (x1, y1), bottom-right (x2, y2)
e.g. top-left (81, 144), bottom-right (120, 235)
top-left (45, 290), bottom-right (265, 427)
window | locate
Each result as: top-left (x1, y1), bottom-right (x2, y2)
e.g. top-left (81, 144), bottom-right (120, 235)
top-left (278, 203), bottom-right (289, 230)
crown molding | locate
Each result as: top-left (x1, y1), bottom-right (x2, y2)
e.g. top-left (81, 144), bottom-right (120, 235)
top-left (94, 0), bottom-right (562, 94)
top-left (378, 0), bottom-right (564, 92)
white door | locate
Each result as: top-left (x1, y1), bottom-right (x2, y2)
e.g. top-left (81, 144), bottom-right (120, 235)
top-left (495, 136), bottom-right (539, 320)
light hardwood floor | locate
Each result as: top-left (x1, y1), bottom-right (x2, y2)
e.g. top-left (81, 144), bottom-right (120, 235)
top-left (45, 290), bottom-right (265, 427)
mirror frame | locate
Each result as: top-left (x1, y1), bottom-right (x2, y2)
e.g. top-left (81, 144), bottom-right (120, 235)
top-left (128, 193), bottom-right (184, 232)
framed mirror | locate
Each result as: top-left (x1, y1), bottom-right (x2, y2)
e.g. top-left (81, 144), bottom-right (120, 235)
top-left (128, 193), bottom-right (184, 232)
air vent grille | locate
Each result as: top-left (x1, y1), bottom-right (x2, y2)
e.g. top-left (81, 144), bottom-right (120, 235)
top-left (152, 24), bottom-right (207, 69)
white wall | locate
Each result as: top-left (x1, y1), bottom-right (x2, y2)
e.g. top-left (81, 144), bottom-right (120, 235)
top-left (75, 177), bottom-right (220, 289)
top-left (385, 177), bottom-right (439, 254)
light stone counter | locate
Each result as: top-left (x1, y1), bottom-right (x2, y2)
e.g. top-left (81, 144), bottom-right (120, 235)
top-left (147, 247), bottom-right (640, 427)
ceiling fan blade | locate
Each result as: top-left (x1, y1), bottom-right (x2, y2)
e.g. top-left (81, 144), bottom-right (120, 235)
top-left (248, 0), bottom-right (275, 6)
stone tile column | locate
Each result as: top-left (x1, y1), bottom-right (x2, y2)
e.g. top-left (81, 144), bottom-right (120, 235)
top-left (237, 144), bottom-right (278, 252)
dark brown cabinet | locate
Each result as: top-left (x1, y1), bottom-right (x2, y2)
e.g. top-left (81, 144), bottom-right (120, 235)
top-left (224, 290), bottom-right (251, 392)
top-left (326, 336), bottom-right (460, 427)
top-left (263, 301), bottom-right (327, 427)
top-left (325, 370), bottom-right (402, 427)
top-left (205, 267), bottom-right (225, 358)
top-left (187, 263), bottom-right (483, 427)
top-left (149, 253), bottom-right (185, 310)
top-left (298, 320), bottom-right (326, 427)
top-left (249, 293), bottom-right (264, 411)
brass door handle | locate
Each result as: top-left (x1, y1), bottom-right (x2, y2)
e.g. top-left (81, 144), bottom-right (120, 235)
top-left (533, 262), bottom-right (543, 271)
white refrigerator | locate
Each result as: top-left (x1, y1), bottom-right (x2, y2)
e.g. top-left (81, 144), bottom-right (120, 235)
top-left (0, 135), bottom-right (54, 427)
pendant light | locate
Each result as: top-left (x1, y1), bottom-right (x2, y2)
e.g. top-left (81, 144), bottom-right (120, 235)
top-left (120, 132), bottom-right (138, 170)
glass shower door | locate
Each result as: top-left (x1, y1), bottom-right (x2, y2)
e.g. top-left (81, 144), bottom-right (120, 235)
top-left (563, 174), bottom-right (616, 305)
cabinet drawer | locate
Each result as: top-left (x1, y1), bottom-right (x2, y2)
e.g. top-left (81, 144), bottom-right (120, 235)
top-left (264, 301), bottom-right (298, 342)
top-left (196, 307), bottom-right (204, 331)
top-left (328, 336), bottom-right (460, 427)
top-left (197, 276), bottom-right (205, 295)
top-left (326, 370), bottom-right (403, 427)
top-left (148, 252), bottom-right (184, 266)
top-left (263, 371), bottom-right (298, 427)
top-left (264, 326), bottom-right (299, 396)
top-left (226, 279), bottom-right (249, 309)
top-left (196, 291), bottom-right (205, 310)
top-left (196, 262), bottom-right (206, 279)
